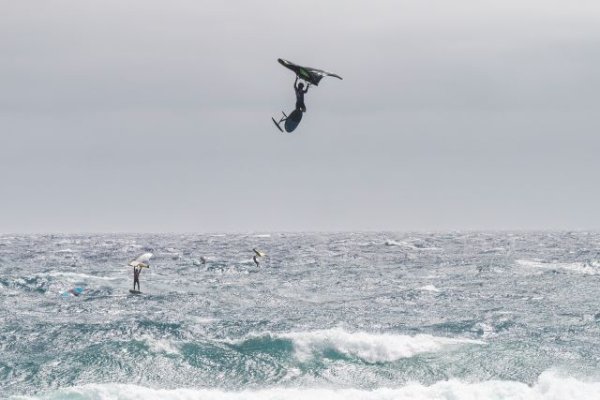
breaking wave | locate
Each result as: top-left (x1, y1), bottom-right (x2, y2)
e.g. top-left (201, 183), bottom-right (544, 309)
top-left (232, 328), bottom-right (483, 363)
top-left (516, 259), bottom-right (599, 275)
top-left (13, 371), bottom-right (600, 400)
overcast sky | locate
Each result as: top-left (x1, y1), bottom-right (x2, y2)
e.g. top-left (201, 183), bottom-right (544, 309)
top-left (1, 0), bottom-right (599, 232)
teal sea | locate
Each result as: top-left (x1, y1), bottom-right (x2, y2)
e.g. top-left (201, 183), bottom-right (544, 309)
top-left (1, 232), bottom-right (600, 399)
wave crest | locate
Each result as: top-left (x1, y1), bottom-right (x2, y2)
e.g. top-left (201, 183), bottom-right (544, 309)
top-left (235, 329), bottom-right (483, 363)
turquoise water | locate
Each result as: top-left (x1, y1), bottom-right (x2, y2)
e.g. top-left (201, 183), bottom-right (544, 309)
top-left (2, 233), bottom-right (600, 399)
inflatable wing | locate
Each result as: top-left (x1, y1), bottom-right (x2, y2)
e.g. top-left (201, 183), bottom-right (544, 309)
top-left (253, 249), bottom-right (266, 257)
top-left (129, 252), bottom-right (153, 268)
top-left (278, 58), bottom-right (342, 86)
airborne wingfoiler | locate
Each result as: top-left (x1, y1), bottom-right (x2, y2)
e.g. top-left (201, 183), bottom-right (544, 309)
top-left (272, 58), bottom-right (342, 133)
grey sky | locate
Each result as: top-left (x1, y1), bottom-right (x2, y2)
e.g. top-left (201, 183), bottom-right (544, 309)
top-left (1, 0), bottom-right (599, 232)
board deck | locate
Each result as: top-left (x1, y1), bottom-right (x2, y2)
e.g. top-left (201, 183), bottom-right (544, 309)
top-left (129, 289), bottom-right (142, 295)
top-left (284, 109), bottom-right (303, 133)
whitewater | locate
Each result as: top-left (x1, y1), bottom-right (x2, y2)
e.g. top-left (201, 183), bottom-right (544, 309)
top-left (1, 232), bottom-right (600, 399)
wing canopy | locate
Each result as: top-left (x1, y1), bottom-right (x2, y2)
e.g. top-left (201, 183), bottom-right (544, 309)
top-left (129, 252), bottom-right (153, 268)
top-left (278, 58), bottom-right (342, 86)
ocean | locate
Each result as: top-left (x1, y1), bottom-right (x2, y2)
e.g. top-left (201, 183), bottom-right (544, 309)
top-left (1, 232), bottom-right (600, 399)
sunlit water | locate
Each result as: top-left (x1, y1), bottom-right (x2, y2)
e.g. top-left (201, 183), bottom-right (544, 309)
top-left (2, 232), bottom-right (600, 399)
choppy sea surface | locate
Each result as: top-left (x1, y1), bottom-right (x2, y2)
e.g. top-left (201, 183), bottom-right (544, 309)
top-left (1, 232), bottom-right (600, 399)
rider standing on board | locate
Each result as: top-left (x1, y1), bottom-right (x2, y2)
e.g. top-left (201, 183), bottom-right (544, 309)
top-left (294, 76), bottom-right (310, 112)
top-left (133, 266), bottom-right (141, 291)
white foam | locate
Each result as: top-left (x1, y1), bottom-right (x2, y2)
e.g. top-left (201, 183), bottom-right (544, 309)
top-left (189, 316), bottom-right (218, 324)
top-left (42, 272), bottom-right (118, 281)
top-left (419, 285), bottom-right (440, 292)
top-left (516, 259), bottom-right (598, 275)
top-left (19, 371), bottom-right (600, 400)
top-left (473, 322), bottom-right (496, 338)
top-left (384, 239), bottom-right (404, 247)
top-left (53, 248), bottom-right (74, 253)
top-left (246, 328), bottom-right (484, 363)
top-left (383, 239), bottom-right (427, 249)
top-left (140, 335), bottom-right (179, 355)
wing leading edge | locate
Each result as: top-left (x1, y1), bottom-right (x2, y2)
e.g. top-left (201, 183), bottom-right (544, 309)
top-left (278, 58), bottom-right (342, 86)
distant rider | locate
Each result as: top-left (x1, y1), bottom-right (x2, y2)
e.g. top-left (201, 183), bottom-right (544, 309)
top-left (133, 266), bottom-right (141, 291)
top-left (252, 248), bottom-right (263, 268)
top-left (294, 76), bottom-right (310, 112)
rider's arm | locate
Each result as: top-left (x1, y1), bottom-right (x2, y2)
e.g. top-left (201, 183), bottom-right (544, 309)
top-left (303, 84), bottom-right (310, 93)
top-left (294, 76), bottom-right (298, 88)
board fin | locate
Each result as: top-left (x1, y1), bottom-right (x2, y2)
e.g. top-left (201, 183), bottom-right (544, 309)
top-left (272, 117), bottom-right (284, 132)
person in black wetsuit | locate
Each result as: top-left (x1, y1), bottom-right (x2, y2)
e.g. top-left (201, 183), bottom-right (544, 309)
top-left (133, 266), bottom-right (141, 291)
top-left (294, 76), bottom-right (310, 112)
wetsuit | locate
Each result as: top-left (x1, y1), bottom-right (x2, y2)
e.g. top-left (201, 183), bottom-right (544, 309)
top-left (294, 79), bottom-right (309, 112)
top-left (253, 255), bottom-right (260, 268)
top-left (133, 267), bottom-right (141, 291)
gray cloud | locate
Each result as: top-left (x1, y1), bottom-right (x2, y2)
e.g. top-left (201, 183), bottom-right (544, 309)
top-left (1, 0), bottom-right (599, 232)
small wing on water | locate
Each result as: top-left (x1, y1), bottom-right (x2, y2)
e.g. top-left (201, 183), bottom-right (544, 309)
top-left (62, 287), bottom-right (84, 297)
top-left (278, 58), bottom-right (342, 86)
top-left (129, 252), bottom-right (153, 268)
